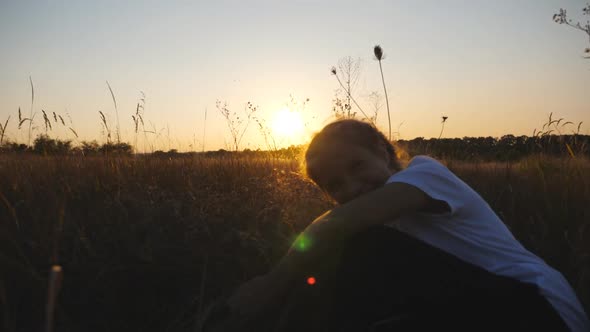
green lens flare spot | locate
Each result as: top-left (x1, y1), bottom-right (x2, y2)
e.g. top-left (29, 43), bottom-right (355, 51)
top-left (294, 234), bottom-right (312, 252)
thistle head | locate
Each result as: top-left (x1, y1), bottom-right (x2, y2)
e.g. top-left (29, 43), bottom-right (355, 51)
top-left (374, 45), bottom-right (384, 61)
top-left (442, 116), bottom-right (448, 123)
top-left (330, 66), bottom-right (337, 75)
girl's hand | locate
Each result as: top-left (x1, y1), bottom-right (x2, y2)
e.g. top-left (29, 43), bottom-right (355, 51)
top-left (272, 210), bottom-right (348, 284)
top-left (226, 274), bottom-right (285, 321)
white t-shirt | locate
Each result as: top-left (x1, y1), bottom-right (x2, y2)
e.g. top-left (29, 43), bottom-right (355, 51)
top-left (385, 156), bottom-right (589, 332)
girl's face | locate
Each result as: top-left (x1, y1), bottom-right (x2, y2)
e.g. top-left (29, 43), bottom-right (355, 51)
top-left (307, 141), bottom-right (394, 204)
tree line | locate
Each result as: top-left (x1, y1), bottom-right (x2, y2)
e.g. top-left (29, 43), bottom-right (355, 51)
top-left (0, 135), bottom-right (132, 156)
top-left (397, 134), bottom-right (589, 161)
top-left (1, 133), bottom-right (588, 160)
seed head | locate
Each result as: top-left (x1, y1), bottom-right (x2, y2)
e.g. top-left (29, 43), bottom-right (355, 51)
top-left (442, 116), bottom-right (448, 123)
top-left (330, 67), bottom-right (337, 75)
top-left (374, 45), bottom-right (384, 61)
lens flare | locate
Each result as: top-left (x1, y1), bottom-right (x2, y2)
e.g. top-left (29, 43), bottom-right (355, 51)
top-left (307, 276), bottom-right (316, 285)
top-left (294, 234), bottom-right (312, 252)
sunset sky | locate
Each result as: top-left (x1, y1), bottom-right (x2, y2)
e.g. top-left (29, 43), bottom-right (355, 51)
top-left (1, 0), bottom-right (589, 151)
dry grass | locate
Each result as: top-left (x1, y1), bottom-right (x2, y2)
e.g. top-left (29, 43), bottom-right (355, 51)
top-left (0, 154), bottom-right (330, 331)
top-left (0, 154), bottom-right (588, 331)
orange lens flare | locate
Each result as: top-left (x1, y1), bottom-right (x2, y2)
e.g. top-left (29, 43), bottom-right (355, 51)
top-left (307, 276), bottom-right (316, 285)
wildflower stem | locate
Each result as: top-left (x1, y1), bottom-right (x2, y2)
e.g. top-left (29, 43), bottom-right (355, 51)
top-left (378, 60), bottom-right (392, 141)
top-left (439, 116), bottom-right (448, 139)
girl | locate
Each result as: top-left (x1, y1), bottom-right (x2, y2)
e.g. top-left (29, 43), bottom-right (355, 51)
top-left (211, 119), bottom-right (588, 331)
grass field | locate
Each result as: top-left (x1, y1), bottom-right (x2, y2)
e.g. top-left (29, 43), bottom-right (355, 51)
top-left (0, 154), bottom-right (588, 331)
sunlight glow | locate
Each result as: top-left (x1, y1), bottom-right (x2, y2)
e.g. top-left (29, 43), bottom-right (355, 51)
top-left (271, 108), bottom-right (304, 140)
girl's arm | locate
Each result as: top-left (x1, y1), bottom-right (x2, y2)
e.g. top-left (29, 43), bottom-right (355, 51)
top-left (227, 181), bottom-right (444, 318)
top-left (270, 181), bottom-right (444, 287)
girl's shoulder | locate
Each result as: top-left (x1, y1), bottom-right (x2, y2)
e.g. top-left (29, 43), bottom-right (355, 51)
top-left (406, 155), bottom-right (445, 169)
top-left (401, 156), bottom-right (463, 186)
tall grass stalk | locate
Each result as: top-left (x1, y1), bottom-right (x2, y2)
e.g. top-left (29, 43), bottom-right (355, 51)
top-left (106, 81), bottom-right (121, 143)
top-left (374, 45), bottom-right (392, 141)
top-left (202, 108), bottom-right (207, 153)
top-left (99, 111), bottom-right (111, 143)
top-left (28, 76), bottom-right (35, 146)
top-left (0, 116), bottom-right (9, 146)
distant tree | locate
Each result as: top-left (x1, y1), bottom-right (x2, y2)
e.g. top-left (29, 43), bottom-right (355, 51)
top-left (553, 4), bottom-right (590, 58)
top-left (100, 142), bottom-right (133, 155)
top-left (0, 142), bottom-right (29, 154)
top-left (33, 134), bottom-right (72, 155)
top-left (81, 141), bottom-right (101, 155)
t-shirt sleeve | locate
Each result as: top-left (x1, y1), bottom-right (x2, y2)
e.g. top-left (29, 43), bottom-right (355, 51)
top-left (386, 156), bottom-right (472, 215)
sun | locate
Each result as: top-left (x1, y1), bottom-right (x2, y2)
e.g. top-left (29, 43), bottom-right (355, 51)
top-left (272, 108), bottom-right (305, 140)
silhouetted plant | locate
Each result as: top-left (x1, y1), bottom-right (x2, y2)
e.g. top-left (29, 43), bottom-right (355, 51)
top-left (439, 116), bottom-right (449, 139)
top-left (202, 107), bottom-right (207, 153)
top-left (374, 45), bottom-right (392, 140)
top-left (533, 113), bottom-right (585, 157)
top-left (106, 81), bottom-right (121, 143)
top-left (42, 110), bottom-right (52, 133)
top-left (254, 116), bottom-right (278, 155)
top-left (330, 66), bottom-right (370, 120)
top-left (0, 116), bottom-right (9, 146)
top-left (216, 100), bottom-right (256, 152)
top-left (27, 76), bottom-right (36, 146)
top-left (553, 4), bottom-right (590, 58)
top-left (331, 91), bottom-right (357, 120)
top-left (99, 111), bottom-right (112, 144)
top-left (366, 91), bottom-right (382, 124)
top-left (132, 91), bottom-right (147, 153)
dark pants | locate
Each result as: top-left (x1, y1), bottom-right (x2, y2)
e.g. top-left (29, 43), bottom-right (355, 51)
top-left (276, 226), bottom-right (568, 331)
top-left (205, 226), bottom-right (569, 331)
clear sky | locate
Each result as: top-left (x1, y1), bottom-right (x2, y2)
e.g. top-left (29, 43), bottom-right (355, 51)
top-left (1, 0), bottom-right (589, 151)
